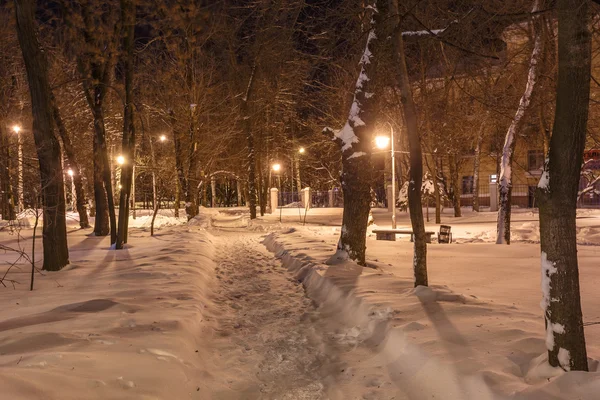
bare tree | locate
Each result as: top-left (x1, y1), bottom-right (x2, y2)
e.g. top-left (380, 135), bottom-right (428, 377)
top-left (497, 0), bottom-right (543, 244)
top-left (116, 0), bottom-right (136, 249)
top-left (536, 0), bottom-right (591, 372)
top-left (391, 0), bottom-right (427, 286)
top-left (14, 0), bottom-right (69, 271)
top-left (324, 0), bottom-right (386, 266)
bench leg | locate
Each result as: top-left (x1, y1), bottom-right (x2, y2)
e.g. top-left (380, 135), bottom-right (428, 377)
top-left (426, 235), bottom-right (431, 244)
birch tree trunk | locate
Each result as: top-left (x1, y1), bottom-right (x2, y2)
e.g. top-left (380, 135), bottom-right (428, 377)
top-left (497, 0), bottom-right (543, 244)
top-left (15, 0), bottom-right (69, 271)
top-left (325, 0), bottom-right (385, 266)
top-left (0, 126), bottom-right (16, 220)
top-left (116, 0), bottom-right (136, 249)
top-left (391, 0), bottom-right (427, 285)
top-left (536, 0), bottom-right (590, 372)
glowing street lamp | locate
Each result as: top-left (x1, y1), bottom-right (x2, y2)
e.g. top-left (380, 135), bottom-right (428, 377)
top-left (375, 135), bottom-right (390, 150)
top-left (159, 134), bottom-right (167, 142)
top-left (67, 169), bottom-right (74, 177)
top-left (298, 147), bottom-right (305, 154)
top-left (116, 155), bottom-right (125, 165)
top-left (272, 163), bottom-right (281, 172)
top-left (375, 123), bottom-right (396, 229)
top-left (12, 125), bottom-right (23, 212)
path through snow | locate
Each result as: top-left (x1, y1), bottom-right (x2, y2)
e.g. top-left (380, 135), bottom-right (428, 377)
top-left (208, 232), bottom-right (336, 399)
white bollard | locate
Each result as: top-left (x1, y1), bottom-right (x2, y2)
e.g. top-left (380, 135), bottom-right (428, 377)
top-left (270, 188), bottom-right (278, 214)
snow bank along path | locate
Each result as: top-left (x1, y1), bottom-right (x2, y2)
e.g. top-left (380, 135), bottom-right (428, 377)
top-left (263, 230), bottom-right (600, 400)
top-left (0, 225), bottom-right (218, 399)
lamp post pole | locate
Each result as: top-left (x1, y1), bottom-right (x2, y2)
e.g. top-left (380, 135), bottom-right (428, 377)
top-left (389, 122), bottom-right (396, 229)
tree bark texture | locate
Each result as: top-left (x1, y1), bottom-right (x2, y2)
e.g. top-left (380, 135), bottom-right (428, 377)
top-left (15, 0), bottom-right (69, 271)
top-left (392, 0), bottom-right (427, 286)
top-left (328, 1), bottom-right (385, 266)
top-left (497, 0), bottom-right (543, 244)
top-left (116, 0), bottom-right (136, 249)
top-left (536, 0), bottom-right (590, 372)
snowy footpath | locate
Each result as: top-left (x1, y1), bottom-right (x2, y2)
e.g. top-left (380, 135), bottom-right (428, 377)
top-left (1, 207), bottom-right (600, 399)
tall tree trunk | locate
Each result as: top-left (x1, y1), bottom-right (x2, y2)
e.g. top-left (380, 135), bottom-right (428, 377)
top-left (50, 93), bottom-right (90, 228)
top-left (326, 1), bottom-right (384, 266)
top-left (91, 107), bottom-right (109, 236)
top-left (243, 63), bottom-right (258, 219)
top-left (391, 0), bottom-right (427, 286)
top-left (432, 153), bottom-right (441, 224)
top-left (171, 110), bottom-right (186, 218)
top-left (185, 105), bottom-right (199, 219)
top-left (15, 0), bottom-right (69, 271)
top-left (174, 178), bottom-right (180, 217)
top-left (0, 126), bottom-right (16, 220)
top-left (472, 119), bottom-right (486, 212)
top-left (536, 0), bottom-right (590, 372)
top-left (497, 0), bottom-right (543, 244)
top-left (448, 154), bottom-right (462, 217)
top-left (116, 0), bottom-right (135, 249)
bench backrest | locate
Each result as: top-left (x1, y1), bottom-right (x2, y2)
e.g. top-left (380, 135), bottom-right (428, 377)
top-left (439, 225), bottom-right (451, 243)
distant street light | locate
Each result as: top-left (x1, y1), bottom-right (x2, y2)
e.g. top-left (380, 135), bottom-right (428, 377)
top-left (12, 125), bottom-right (23, 212)
top-left (298, 147), bottom-right (305, 154)
top-left (159, 134), bottom-right (167, 142)
top-left (67, 169), bottom-right (74, 177)
top-left (116, 155), bottom-right (125, 165)
top-left (272, 163), bottom-right (281, 172)
top-left (375, 123), bottom-right (396, 229)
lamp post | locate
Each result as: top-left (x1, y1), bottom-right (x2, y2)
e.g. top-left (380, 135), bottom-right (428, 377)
top-left (375, 122), bottom-right (396, 229)
top-left (12, 125), bottom-right (23, 212)
top-left (296, 147), bottom-right (305, 202)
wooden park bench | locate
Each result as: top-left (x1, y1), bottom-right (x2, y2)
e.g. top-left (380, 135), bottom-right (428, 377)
top-left (372, 229), bottom-right (436, 243)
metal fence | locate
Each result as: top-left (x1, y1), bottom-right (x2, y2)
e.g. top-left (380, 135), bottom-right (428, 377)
top-left (449, 184), bottom-right (536, 209)
top-left (280, 192), bottom-right (301, 206)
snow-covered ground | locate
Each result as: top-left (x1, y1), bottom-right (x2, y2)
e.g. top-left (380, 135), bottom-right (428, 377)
top-left (0, 206), bottom-right (599, 399)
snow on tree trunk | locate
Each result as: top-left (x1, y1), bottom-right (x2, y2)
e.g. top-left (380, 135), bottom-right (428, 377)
top-left (0, 125), bottom-right (16, 220)
top-left (536, 0), bottom-right (590, 372)
top-left (324, 1), bottom-right (384, 266)
top-left (391, 0), bottom-right (427, 286)
top-left (497, 0), bottom-right (543, 244)
top-left (15, 0), bottom-right (69, 271)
